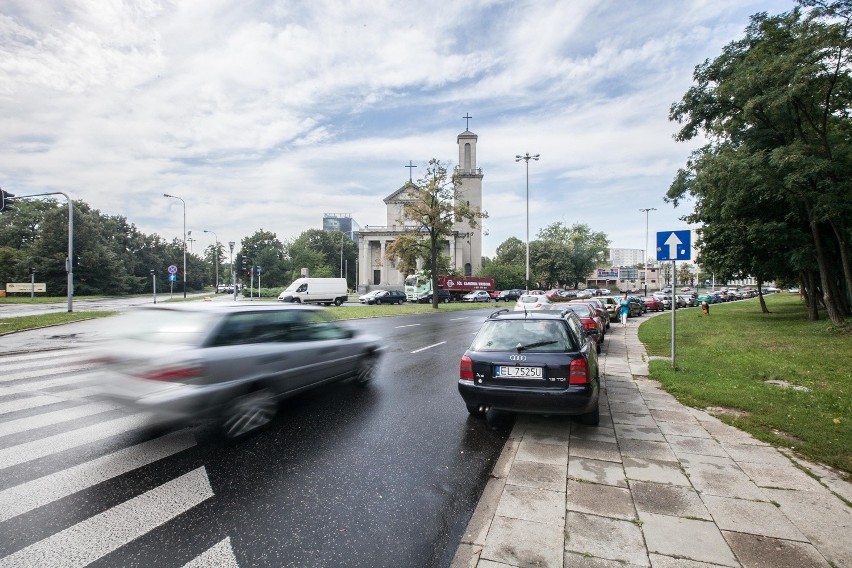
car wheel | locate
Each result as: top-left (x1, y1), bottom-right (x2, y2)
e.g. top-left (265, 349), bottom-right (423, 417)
top-left (579, 405), bottom-right (599, 426)
top-left (220, 388), bottom-right (277, 440)
top-left (334, 298), bottom-right (343, 306)
top-left (375, 299), bottom-right (382, 305)
top-left (355, 355), bottom-right (377, 385)
top-left (466, 404), bottom-right (486, 417)
top-left (397, 300), bottom-right (403, 305)
top-left (443, 297), bottom-right (450, 303)
top-left (293, 297), bottom-right (301, 304)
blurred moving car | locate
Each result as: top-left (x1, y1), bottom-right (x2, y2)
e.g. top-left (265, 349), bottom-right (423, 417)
top-left (497, 289), bottom-right (523, 302)
top-left (458, 309), bottom-right (600, 424)
top-left (463, 290), bottom-right (493, 302)
top-left (514, 294), bottom-right (551, 311)
top-left (91, 304), bottom-right (383, 440)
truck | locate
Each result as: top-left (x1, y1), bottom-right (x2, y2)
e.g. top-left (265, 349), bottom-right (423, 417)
top-left (404, 272), bottom-right (496, 302)
top-left (277, 277), bottom-right (348, 306)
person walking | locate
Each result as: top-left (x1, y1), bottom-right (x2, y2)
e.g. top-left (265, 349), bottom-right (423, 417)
top-left (619, 293), bottom-right (630, 327)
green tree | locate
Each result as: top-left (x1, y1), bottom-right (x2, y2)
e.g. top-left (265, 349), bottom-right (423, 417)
top-left (390, 159), bottom-right (486, 308)
top-left (241, 230), bottom-right (289, 287)
top-left (531, 222), bottom-right (609, 288)
top-left (287, 229), bottom-right (357, 287)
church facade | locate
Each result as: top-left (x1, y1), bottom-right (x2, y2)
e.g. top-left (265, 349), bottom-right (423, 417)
top-left (356, 129), bottom-right (484, 292)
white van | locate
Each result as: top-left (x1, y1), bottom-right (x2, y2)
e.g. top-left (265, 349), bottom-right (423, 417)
top-left (277, 278), bottom-right (348, 306)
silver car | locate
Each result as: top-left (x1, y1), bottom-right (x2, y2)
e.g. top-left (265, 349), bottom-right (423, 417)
top-left (91, 304), bottom-right (382, 439)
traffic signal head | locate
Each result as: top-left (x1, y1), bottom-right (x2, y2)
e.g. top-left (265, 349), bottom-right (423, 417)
top-left (0, 187), bottom-right (15, 212)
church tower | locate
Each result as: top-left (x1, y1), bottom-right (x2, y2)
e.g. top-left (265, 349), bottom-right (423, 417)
top-left (455, 119), bottom-right (484, 276)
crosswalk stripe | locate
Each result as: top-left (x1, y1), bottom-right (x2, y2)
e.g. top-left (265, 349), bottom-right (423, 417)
top-left (0, 358), bottom-right (93, 373)
top-left (0, 395), bottom-right (66, 416)
top-left (183, 537), bottom-right (240, 568)
top-left (0, 466), bottom-right (214, 568)
top-left (0, 348), bottom-right (96, 365)
top-left (0, 365), bottom-right (96, 384)
top-left (0, 402), bottom-right (117, 439)
top-left (0, 430), bottom-right (196, 523)
top-left (0, 413), bottom-right (150, 470)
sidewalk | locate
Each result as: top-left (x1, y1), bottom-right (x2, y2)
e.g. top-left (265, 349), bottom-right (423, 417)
top-left (452, 314), bottom-right (852, 568)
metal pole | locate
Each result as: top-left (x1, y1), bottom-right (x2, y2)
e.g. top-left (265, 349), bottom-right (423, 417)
top-left (640, 208), bottom-right (656, 295)
top-left (204, 230), bottom-right (219, 289)
top-left (671, 260), bottom-right (676, 369)
top-left (31, 269), bottom-right (34, 299)
top-left (229, 241), bottom-right (236, 301)
top-left (163, 194), bottom-right (186, 298)
top-left (515, 153), bottom-right (539, 291)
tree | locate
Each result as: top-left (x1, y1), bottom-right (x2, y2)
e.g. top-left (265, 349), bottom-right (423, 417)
top-left (669, 2), bottom-right (852, 323)
top-left (241, 230), bottom-right (289, 287)
top-left (531, 222), bottom-right (609, 288)
top-left (390, 159), bottom-right (486, 308)
top-left (287, 229), bottom-right (357, 287)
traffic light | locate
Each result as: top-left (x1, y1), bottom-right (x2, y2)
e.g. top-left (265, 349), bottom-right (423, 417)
top-left (0, 187), bottom-right (14, 212)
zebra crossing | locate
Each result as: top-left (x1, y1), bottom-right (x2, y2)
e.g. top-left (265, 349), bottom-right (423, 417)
top-left (0, 348), bottom-right (241, 567)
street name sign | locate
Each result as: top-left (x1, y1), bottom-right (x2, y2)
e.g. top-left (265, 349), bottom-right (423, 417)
top-left (6, 283), bottom-right (46, 293)
top-left (656, 230), bottom-right (691, 261)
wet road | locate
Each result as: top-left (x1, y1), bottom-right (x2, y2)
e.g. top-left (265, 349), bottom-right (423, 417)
top-left (0, 309), bottom-right (514, 567)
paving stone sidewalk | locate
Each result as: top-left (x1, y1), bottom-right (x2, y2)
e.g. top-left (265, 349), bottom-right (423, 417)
top-left (452, 314), bottom-right (852, 568)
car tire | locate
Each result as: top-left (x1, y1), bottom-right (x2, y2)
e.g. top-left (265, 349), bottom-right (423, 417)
top-left (579, 405), bottom-right (600, 426)
top-left (443, 297), bottom-right (450, 304)
top-left (375, 299), bottom-right (382, 305)
top-left (293, 298), bottom-right (301, 304)
top-left (334, 298), bottom-right (343, 306)
top-left (220, 387), bottom-right (277, 440)
top-left (466, 404), bottom-right (486, 417)
top-left (397, 300), bottom-right (403, 305)
top-left (355, 355), bottom-right (377, 385)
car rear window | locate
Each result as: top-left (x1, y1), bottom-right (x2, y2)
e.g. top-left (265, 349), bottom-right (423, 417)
top-left (108, 309), bottom-right (218, 345)
top-left (470, 319), bottom-right (578, 352)
top-left (566, 304), bottom-right (593, 317)
top-left (518, 295), bottom-right (544, 303)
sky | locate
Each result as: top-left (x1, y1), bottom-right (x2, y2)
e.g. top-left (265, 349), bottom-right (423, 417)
top-left (1, 0), bottom-right (793, 262)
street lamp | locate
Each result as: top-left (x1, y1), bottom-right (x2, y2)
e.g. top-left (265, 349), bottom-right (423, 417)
top-left (228, 241), bottom-right (236, 301)
top-left (640, 207), bottom-right (657, 295)
top-left (204, 230), bottom-right (219, 289)
top-left (163, 193), bottom-right (187, 298)
top-left (515, 153), bottom-right (540, 292)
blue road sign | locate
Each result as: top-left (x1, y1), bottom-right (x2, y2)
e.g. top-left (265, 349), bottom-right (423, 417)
top-left (168, 274), bottom-right (177, 282)
top-left (657, 230), bottom-right (691, 261)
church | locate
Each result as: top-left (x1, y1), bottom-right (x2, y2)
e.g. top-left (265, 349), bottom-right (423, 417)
top-left (356, 125), bottom-right (484, 292)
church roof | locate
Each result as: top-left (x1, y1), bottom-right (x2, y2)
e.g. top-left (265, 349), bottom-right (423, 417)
top-left (458, 129), bottom-right (478, 139)
top-left (383, 180), bottom-right (418, 203)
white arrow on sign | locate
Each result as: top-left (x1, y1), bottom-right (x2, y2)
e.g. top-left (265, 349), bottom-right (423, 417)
top-left (664, 232), bottom-right (682, 260)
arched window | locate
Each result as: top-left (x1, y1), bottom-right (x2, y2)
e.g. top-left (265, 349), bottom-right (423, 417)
top-left (464, 143), bottom-right (472, 172)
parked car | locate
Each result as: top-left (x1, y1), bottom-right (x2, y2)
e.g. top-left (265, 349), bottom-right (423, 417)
top-left (641, 296), bottom-right (662, 312)
top-left (514, 294), bottom-right (552, 311)
top-left (627, 295), bottom-right (647, 315)
top-left (417, 289), bottom-right (451, 303)
top-left (463, 290), bottom-right (493, 303)
top-left (497, 289), bottom-right (523, 302)
top-left (458, 309), bottom-right (600, 424)
top-left (598, 296), bottom-right (620, 321)
top-left (563, 303), bottom-right (603, 353)
top-left (91, 304), bottom-right (383, 439)
top-left (358, 290), bottom-right (384, 304)
top-left (488, 290), bottom-right (501, 300)
top-left (570, 298), bottom-right (610, 330)
top-left (371, 290), bottom-right (406, 305)
top-left (678, 294), bottom-right (697, 307)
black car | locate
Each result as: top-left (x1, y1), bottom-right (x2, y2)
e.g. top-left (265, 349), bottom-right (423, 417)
top-left (458, 309), bottom-right (600, 424)
top-left (417, 290), bottom-right (451, 303)
top-left (371, 289), bottom-right (406, 305)
top-left (497, 289), bottom-right (523, 302)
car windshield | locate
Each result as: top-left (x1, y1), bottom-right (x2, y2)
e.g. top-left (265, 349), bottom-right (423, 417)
top-left (470, 319), bottom-right (576, 352)
top-left (567, 304), bottom-right (593, 317)
top-left (106, 309), bottom-right (218, 345)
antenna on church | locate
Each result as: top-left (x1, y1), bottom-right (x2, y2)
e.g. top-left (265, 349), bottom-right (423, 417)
top-left (463, 113), bottom-right (472, 131)
top-left (405, 160), bottom-right (417, 182)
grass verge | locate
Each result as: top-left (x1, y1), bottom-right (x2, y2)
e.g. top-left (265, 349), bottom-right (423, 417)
top-left (0, 311), bottom-right (118, 334)
top-left (637, 294), bottom-right (851, 476)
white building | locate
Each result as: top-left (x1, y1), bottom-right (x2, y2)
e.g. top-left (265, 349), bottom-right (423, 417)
top-left (356, 128), bottom-right (484, 291)
top-left (609, 248), bottom-right (645, 267)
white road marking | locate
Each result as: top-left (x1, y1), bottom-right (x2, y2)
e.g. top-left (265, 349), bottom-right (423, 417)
top-left (0, 413), bottom-right (150, 470)
top-left (0, 365), bottom-right (96, 384)
top-left (183, 537), bottom-right (240, 568)
top-left (0, 402), bottom-right (116, 439)
top-left (411, 341), bottom-right (447, 354)
top-left (0, 348), bottom-right (96, 365)
top-left (0, 430), bottom-right (196, 522)
top-left (449, 317), bottom-right (470, 321)
top-left (0, 467), bottom-right (213, 568)
top-left (394, 324), bottom-right (421, 329)
top-left (0, 394), bottom-right (66, 416)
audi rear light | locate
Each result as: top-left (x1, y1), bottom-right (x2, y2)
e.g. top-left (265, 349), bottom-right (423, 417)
top-left (569, 358), bottom-right (589, 385)
top-left (460, 355), bottom-right (474, 380)
top-left (139, 365), bottom-right (203, 382)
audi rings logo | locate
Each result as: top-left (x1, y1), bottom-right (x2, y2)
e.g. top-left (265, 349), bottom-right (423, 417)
top-left (509, 355), bottom-right (527, 361)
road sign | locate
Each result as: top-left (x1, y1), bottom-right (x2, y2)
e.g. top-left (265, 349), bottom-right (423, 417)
top-left (656, 230), bottom-right (691, 261)
top-left (169, 274), bottom-right (177, 282)
top-left (168, 265), bottom-right (178, 275)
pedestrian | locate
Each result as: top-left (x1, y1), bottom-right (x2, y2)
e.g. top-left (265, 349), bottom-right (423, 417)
top-left (619, 293), bottom-right (630, 327)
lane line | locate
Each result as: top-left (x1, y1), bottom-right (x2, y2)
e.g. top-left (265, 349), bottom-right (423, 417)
top-left (394, 324), bottom-right (421, 329)
top-left (0, 402), bottom-right (117, 439)
top-left (0, 395), bottom-right (66, 416)
top-left (183, 537), bottom-right (240, 568)
top-left (411, 341), bottom-right (447, 354)
top-left (0, 413), bottom-right (150, 470)
top-left (0, 466), bottom-right (213, 568)
top-left (0, 430), bottom-right (196, 522)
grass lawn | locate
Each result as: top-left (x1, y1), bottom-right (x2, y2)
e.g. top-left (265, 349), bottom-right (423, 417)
top-left (0, 311), bottom-right (117, 334)
top-left (638, 294), bottom-right (851, 477)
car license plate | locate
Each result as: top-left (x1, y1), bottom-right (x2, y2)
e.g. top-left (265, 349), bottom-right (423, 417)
top-left (495, 366), bottom-right (543, 379)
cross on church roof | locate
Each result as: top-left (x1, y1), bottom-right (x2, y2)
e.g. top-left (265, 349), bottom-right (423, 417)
top-left (463, 113), bottom-right (472, 131)
top-left (405, 160), bottom-right (417, 182)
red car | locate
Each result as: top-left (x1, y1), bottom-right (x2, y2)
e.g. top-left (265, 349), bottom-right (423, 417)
top-left (561, 303), bottom-right (603, 353)
top-left (641, 296), bottom-right (662, 312)
top-left (569, 299), bottom-right (609, 331)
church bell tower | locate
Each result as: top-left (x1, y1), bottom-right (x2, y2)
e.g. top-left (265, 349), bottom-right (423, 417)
top-left (455, 114), bottom-right (484, 276)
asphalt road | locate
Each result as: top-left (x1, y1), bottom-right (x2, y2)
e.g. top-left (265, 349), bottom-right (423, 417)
top-left (0, 308), bottom-right (514, 567)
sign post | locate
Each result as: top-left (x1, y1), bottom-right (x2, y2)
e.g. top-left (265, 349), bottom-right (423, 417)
top-left (656, 231), bottom-right (691, 369)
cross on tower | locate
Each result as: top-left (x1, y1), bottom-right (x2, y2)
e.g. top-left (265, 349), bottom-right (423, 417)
top-left (463, 113), bottom-right (472, 131)
top-left (405, 160), bottom-right (417, 182)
